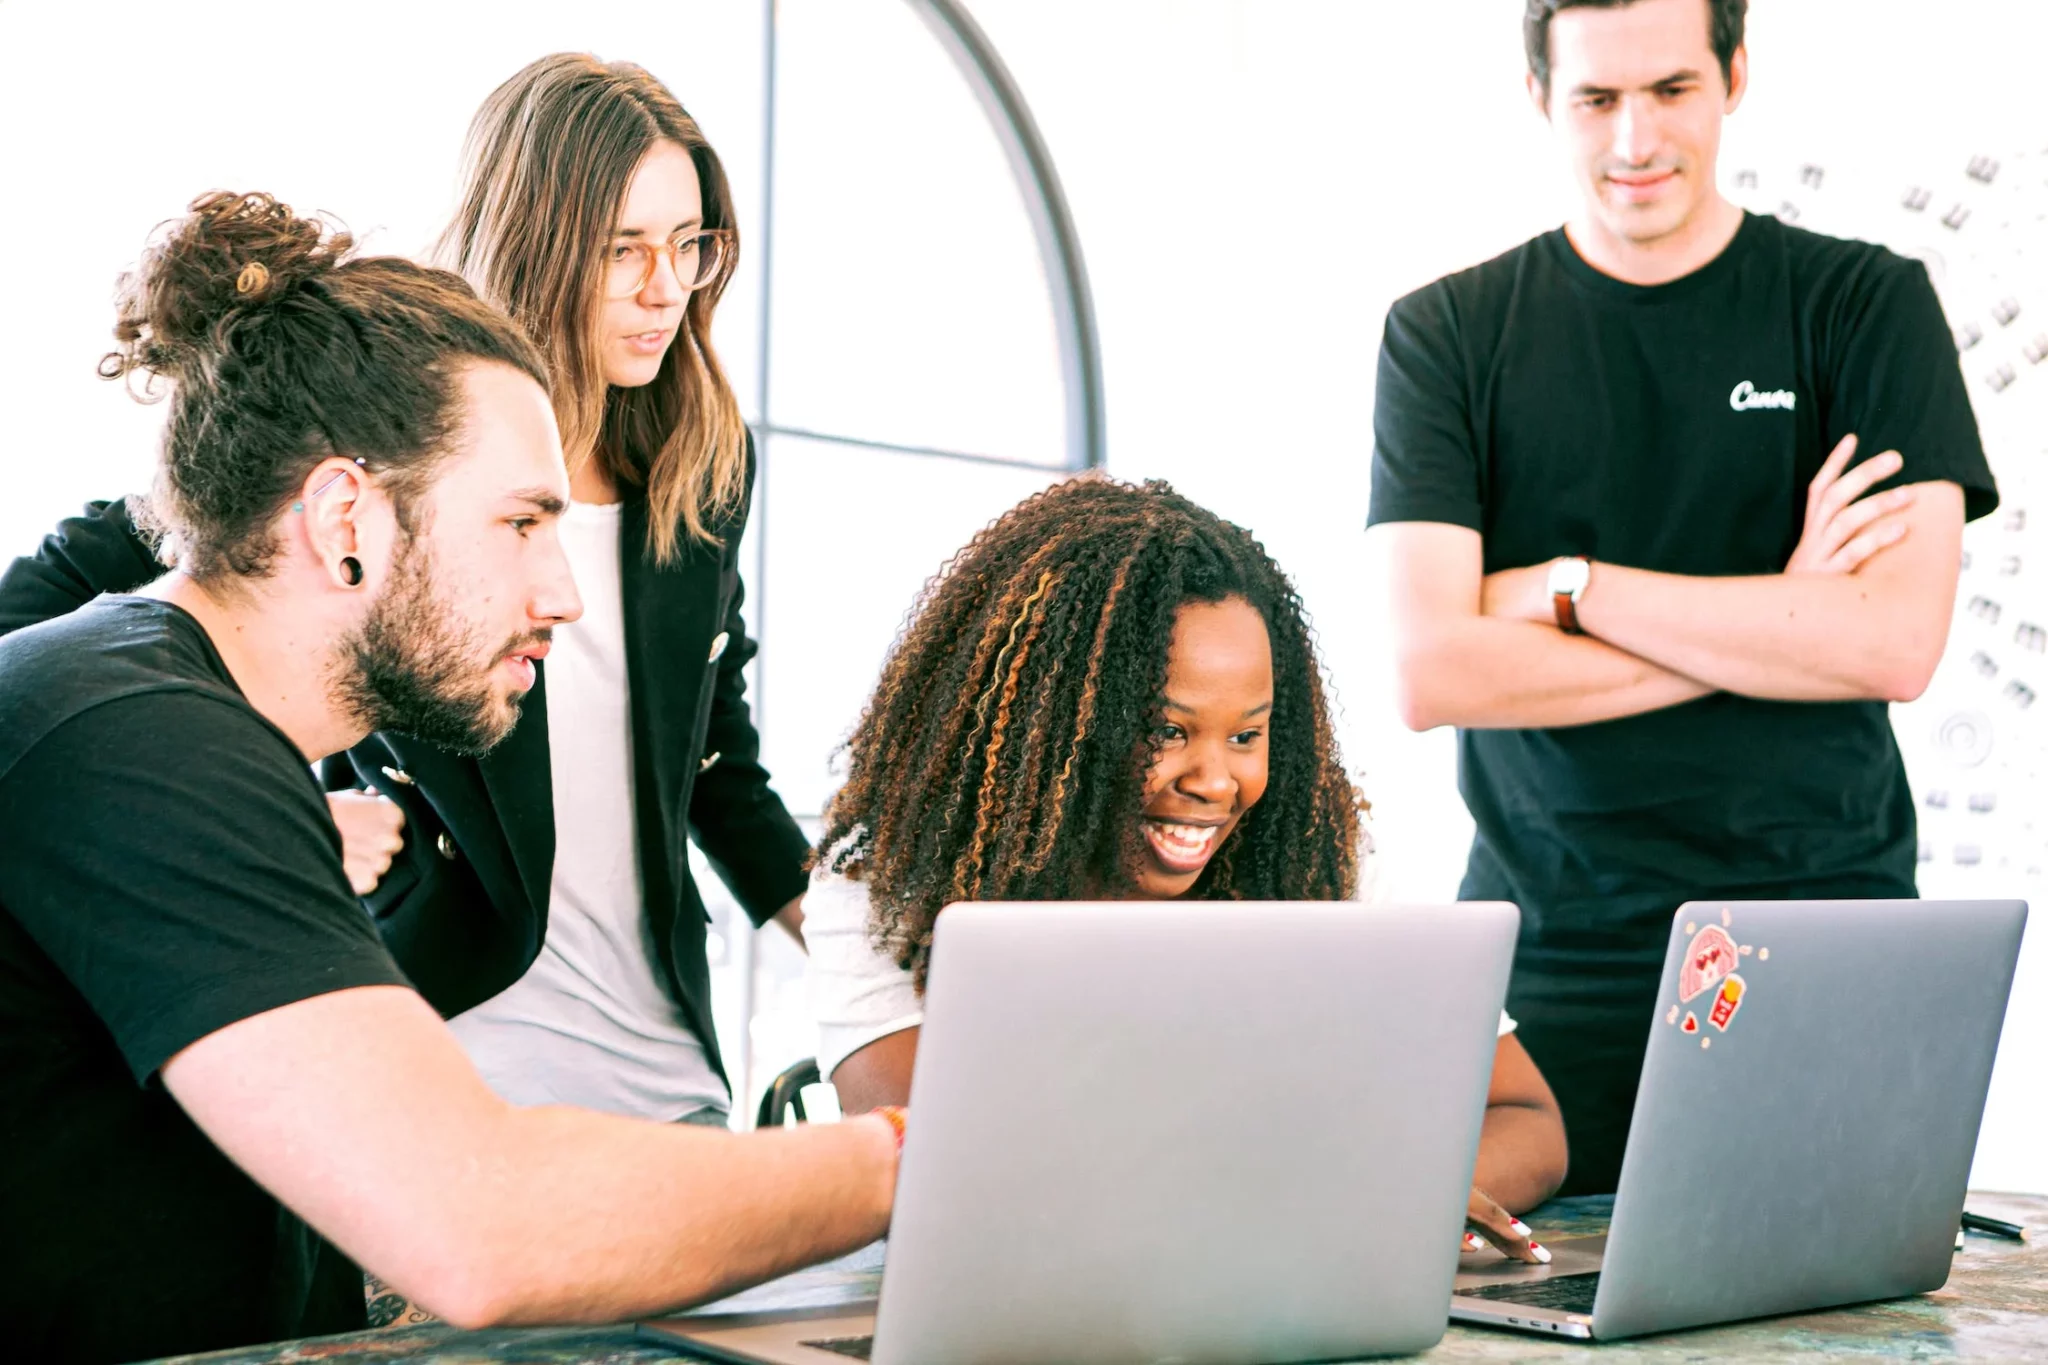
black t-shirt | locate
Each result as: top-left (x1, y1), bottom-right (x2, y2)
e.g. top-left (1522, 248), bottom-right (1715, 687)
top-left (1368, 213), bottom-right (1998, 968)
top-left (0, 596), bottom-right (409, 1363)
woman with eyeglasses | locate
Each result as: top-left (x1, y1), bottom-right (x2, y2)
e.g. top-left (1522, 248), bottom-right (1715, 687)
top-left (0, 54), bottom-right (807, 1132)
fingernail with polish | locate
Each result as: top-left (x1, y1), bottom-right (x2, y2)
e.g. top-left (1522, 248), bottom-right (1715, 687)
top-left (1530, 1242), bottom-right (1552, 1264)
top-left (1462, 1232), bottom-right (1484, 1252)
top-left (1510, 1218), bottom-right (1532, 1236)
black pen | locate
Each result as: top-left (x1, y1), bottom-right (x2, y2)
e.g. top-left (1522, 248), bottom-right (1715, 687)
top-left (1960, 1210), bottom-right (2030, 1242)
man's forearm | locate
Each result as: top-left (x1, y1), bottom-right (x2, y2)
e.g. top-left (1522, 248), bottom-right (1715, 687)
top-left (168, 988), bottom-right (898, 1333)
top-left (428, 1107), bottom-right (896, 1327)
top-left (1577, 563), bottom-right (1945, 703)
top-left (1515, 481), bottom-right (1967, 703)
top-left (1395, 614), bottom-right (1711, 731)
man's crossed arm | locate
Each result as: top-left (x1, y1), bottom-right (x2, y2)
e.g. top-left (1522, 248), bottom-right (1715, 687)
top-left (1373, 436), bottom-right (1966, 732)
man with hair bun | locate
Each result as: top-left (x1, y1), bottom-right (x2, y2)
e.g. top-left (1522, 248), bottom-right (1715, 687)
top-left (1368, 0), bottom-right (1997, 1195)
top-left (0, 191), bottom-right (899, 1364)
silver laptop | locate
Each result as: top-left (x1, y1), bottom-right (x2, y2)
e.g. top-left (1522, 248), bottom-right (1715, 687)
top-left (1452, 897), bottom-right (2027, 1341)
top-left (647, 899), bottom-right (1519, 1365)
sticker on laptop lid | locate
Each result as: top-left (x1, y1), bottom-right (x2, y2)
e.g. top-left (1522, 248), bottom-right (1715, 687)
top-left (1707, 974), bottom-right (1747, 1031)
top-left (1679, 923), bottom-right (1740, 1001)
top-left (1667, 908), bottom-right (1770, 1039)
top-left (1654, 912), bottom-right (1769, 1039)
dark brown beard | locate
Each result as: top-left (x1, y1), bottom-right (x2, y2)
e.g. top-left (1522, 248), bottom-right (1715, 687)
top-left (335, 537), bottom-right (541, 757)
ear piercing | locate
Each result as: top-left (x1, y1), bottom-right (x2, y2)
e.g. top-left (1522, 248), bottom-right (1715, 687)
top-left (302, 456), bottom-right (369, 509)
top-left (299, 459), bottom-right (370, 587)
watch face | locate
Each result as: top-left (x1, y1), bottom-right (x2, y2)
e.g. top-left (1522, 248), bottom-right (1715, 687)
top-left (1551, 557), bottom-right (1590, 597)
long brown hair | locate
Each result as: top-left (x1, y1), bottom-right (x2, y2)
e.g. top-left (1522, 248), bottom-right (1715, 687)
top-left (437, 53), bottom-right (747, 560)
top-left (819, 476), bottom-right (1363, 988)
top-left (104, 191), bottom-right (547, 581)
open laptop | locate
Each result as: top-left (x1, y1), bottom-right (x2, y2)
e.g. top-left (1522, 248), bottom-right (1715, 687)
top-left (646, 899), bottom-right (1519, 1365)
top-left (1452, 897), bottom-right (2027, 1341)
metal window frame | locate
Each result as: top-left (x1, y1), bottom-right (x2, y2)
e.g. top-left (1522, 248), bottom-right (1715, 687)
top-left (733, 0), bottom-right (1104, 1113)
top-left (752, 0), bottom-right (1106, 473)
top-left (904, 0), bottom-right (1106, 473)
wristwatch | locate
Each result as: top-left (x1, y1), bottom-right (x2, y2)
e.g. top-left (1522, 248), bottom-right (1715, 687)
top-left (1548, 556), bottom-right (1591, 635)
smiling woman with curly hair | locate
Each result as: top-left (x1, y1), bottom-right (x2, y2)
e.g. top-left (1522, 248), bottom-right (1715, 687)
top-left (819, 474), bottom-right (1360, 985)
top-left (806, 475), bottom-right (1569, 1255)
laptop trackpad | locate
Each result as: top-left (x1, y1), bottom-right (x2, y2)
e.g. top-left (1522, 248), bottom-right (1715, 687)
top-left (1453, 1232), bottom-right (1606, 1291)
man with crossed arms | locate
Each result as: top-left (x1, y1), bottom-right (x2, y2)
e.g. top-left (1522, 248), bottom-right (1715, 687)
top-left (1368, 0), bottom-right (1997, 1194)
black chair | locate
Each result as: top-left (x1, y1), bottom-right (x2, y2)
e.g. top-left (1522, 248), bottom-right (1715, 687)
top-left (755, 1056), bottom-right (823, 1129)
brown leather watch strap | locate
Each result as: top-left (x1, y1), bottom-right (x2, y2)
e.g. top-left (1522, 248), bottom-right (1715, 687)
top-left (1553, 588), bottom-right (1582, 635)
top-left (1551, 555), bottom-right (1590, 636)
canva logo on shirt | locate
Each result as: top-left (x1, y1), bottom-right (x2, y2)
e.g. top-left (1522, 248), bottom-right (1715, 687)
top-left (1729, 380), bottom-right (1797, 412)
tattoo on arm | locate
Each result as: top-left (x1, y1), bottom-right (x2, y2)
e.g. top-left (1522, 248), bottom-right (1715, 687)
top-left (362, 1271), bottom-right (440, 1330)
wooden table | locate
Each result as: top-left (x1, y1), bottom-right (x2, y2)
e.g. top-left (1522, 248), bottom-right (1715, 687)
top-left (157, 1193), bottom-right (2048, 1363)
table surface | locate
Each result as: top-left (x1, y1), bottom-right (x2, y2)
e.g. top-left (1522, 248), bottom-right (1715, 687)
top-left (157, 1192), bottom-right (2048, 1364)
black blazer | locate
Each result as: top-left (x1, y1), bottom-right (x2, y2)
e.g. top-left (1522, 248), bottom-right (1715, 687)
top-left (0, 446), bottom-right (810, 1089)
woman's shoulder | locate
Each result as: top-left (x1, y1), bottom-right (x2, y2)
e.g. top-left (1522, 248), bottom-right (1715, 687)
top-left (804, 840), bottom-right (881, 939)
top-left (803, 852), bottom-right (922, 1078)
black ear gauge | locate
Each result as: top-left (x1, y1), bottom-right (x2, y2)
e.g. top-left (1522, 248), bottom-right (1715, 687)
top-left (340, 556), bottom-right (365, 588)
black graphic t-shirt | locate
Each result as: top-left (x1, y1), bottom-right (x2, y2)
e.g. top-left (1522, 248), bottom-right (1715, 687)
top-left (1369, 212), bottom-right (1998, 966)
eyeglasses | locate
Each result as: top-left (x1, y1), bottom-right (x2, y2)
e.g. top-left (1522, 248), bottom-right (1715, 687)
top-left (604, 228), bottom-right (732, 299)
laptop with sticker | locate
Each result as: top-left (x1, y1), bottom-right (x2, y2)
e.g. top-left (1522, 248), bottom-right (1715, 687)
top-left (1451, 898), bottom-right (2027, 1341)
top-left (644, 900), bottom-right (1519, 1365)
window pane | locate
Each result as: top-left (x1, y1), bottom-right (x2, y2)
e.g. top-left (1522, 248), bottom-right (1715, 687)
top-left (0, 1), bottom-right (766, 554)
top-left (766, 0), bottom-right (1068, 466)
top-left (749, 433), bottom-right (1067, 818)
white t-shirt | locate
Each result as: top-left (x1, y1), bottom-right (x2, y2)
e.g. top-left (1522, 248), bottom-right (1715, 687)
top-left (804, 850), bottom-right (1516, 1081)
top-left (450, 500), bottom-right (729, 1121)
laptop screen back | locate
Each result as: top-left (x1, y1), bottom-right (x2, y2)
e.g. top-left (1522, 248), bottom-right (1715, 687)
top-left (873, 900), bottom-right (1519, 1365)
top-left (1595, 898), bottom-right (2026, 1340)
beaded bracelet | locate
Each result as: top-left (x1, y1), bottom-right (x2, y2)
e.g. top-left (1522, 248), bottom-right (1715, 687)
top-left (874, 1105), bottom-right (908, 1152)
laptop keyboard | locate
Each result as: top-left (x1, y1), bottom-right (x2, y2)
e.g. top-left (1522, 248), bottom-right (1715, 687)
top-left (800, 1336), bottom-right (876, 1360)
top-left (1460, 1270), bottom-right (1602, 1315)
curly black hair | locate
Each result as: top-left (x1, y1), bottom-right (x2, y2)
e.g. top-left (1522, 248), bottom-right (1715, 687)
top-left (819, 475), bottom-right (1362, 988)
